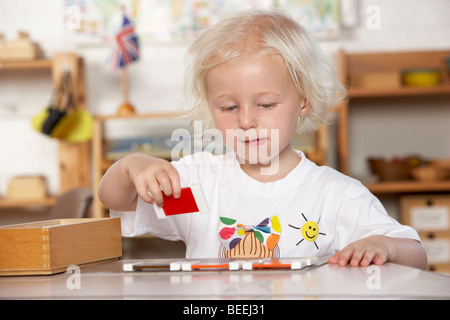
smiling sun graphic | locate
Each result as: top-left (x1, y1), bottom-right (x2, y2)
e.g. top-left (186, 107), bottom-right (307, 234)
top-left (289, 213), bottom-right (326, 250)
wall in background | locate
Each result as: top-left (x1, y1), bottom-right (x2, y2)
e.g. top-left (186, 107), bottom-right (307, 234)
top-left (1, 0), bottom-right (450, 197)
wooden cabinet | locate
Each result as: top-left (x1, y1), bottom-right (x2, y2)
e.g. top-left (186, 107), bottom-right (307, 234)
top-left (337, 49), bottom-right (450, 194)
top-left (0, 53), bottom-right (90, 209)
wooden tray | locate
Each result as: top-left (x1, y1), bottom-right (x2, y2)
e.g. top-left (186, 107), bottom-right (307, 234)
top-left (0, 218), bottom-right (122, 276)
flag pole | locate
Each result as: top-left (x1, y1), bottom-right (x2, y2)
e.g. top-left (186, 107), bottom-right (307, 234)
top-left (122, 66), bottom-right (129, 102)
top-left (117, 5), bottom-right (136, 115)
top-left (117, 65), bottom-right (136, 115)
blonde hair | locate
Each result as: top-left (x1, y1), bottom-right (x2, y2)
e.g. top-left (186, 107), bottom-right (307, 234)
top-left (183, 9), bottom-right (346, 132)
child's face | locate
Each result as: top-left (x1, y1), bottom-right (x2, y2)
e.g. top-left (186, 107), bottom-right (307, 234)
top-left (206, 54), bottom-right (308, 164)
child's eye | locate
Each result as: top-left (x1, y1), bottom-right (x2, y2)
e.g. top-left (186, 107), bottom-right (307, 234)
top-left (259, 103), bottom-right (276, 109)
top-left (222, 105), bottom-right (238, 111)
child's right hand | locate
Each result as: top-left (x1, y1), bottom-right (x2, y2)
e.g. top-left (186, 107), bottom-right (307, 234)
top-left (124, 153), bottom-right (181, 207)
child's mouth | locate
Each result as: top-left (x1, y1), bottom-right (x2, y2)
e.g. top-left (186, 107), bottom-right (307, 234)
top-left (243, 137), bottom-right (268, 146)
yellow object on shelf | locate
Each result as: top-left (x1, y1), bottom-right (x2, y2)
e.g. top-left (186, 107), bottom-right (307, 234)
top-left (32, 109), bottom-right (93, 143)
top-left (402, 68), bottom-right (442, 87)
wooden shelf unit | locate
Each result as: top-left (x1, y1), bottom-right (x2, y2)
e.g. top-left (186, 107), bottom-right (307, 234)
top-left (0, 54), bottom-right (90, 209)
top-left (338, 49), bottom-right (450, 194)
top-left (0, 197), bottom-right (56, 209)
top-left (0, 59), bottom-right (53, 70)
top-left (349, 83), bottom-right (450, 98)
top-left (365, 180), bottom-right (450, 194)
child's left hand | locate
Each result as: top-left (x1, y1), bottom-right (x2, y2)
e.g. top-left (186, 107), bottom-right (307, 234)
top-left (328, 235), bottom-right (390, 267)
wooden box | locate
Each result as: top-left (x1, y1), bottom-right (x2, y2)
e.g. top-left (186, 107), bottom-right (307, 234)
top-left (428, 263), bottom-right (450, 276)
top-left (0, 32), bottom-right (40, 61)
top-left (419, 232), bottom-right (450, 265)
top-left (0, 218), bottom-right (122, 276)
top-left (352, 71), bottom-right (401, 89)
top-left (400, 195), bottom-right (450, 233)
top-left (7, 176), bottom-right (48, 200)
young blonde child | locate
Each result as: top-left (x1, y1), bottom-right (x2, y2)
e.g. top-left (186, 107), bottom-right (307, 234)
top-left (99, 9), bottom-right (427, 269)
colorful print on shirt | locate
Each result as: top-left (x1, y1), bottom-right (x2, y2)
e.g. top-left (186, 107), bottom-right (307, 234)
top-left (218, 216), bottom-right (281, 258)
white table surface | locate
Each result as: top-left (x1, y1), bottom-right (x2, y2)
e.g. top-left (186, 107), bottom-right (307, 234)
top-left (1, 257), bottom-right (449, 300)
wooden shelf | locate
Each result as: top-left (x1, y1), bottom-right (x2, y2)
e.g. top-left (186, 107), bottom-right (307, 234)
top-left (0, 197), bottom-right (56, 209)
top-left (95, 112), bottom-right (181, 121)
top-left (349, 84), bottom-right (450, 98)
top-left (337, 49), bottom-right (450, 176)
top-left (365, 180), bottom-right (450, 194)
top-left (106, 150), bottom-right (174, 162)
top-left (0, 59), bottom-right (53, 70)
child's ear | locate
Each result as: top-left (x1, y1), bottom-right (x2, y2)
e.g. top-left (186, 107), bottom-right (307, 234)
top-left (299, 98), bottom-right (311, 117)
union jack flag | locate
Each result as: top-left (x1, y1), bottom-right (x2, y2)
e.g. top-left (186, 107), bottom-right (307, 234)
top-left (109, 14), bottom-right (140, 70)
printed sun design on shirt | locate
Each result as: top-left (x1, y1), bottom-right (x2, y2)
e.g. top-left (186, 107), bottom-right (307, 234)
top-left (288, 213), bottom-right (326, 250)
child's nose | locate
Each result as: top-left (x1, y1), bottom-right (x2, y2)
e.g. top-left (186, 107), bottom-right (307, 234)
top-left (238, 106), bottom-right (258, 130)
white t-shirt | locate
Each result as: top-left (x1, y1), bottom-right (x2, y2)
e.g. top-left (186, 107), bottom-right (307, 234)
top-left (110, 151), bottom-right (420, 259)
